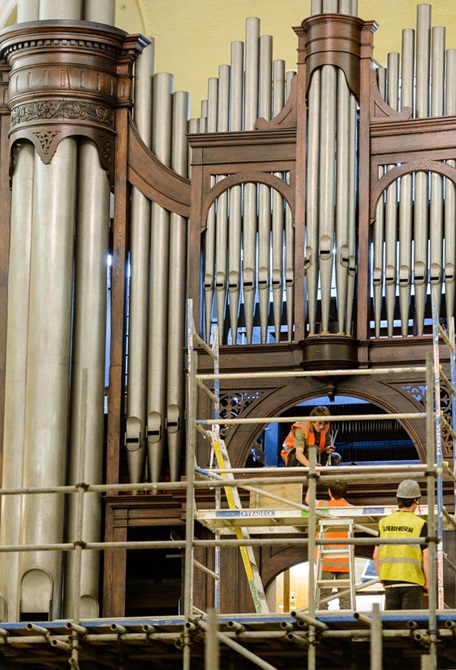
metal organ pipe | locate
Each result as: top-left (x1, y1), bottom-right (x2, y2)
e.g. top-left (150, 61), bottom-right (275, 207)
top-left (17, 0), bottom-right (39, 21)
top-left (228, 41), bottom-right (244, 344)
top-left (398, 29), bottom-right (415, 336)
top-left (203, 77), bottom-right (218, 341)
top-left (83, 0), bottom-right (115, 24)
top-left (65, 141), bottom-right (110, 618)
top-left (272, 60), bottom-right (286, 341)
top-left (126, 42), bottom-right (155, 485)
top-left (147, 73), bottom-right (173, 483)
top-left (167, 90), bottom-right (190, 482)
top-left (243, 18), bottom-right (260, 343)
top-left (39, 0), bottom-right (82, 19)
top-left (20, 138), bottom-right (77, 620)
top-left (385, 53), bottom-right (400, 337)
top-left (0, 143), bottom-right (34, 621)
top-left (373, 68), bottom-right (386, 338)
top-left (414, 3), bottom-right (431, 335)
top-left (429, 26), bottom-right (446, 316)
top-left (336, 66), bottom-right (351, 334)
top-left (285, 71), bottom-right (295, 339)
top-left (258, 35), bottom-right (273, 342)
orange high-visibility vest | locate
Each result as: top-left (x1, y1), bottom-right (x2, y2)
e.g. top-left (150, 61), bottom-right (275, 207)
top-left (281, 421), bottom-right (329, 465)
top-left (315, 498), bottom-right (351, 573)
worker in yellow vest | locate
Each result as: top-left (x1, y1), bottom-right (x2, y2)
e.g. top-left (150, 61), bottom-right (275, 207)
top-left (305, 480), bottom-right (352, 610)
top-left (281, 405), bottom-right (336, 467)
top-left (373, 479), bottom-right (429, 610)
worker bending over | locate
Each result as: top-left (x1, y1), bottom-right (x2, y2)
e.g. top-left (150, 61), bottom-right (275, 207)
top-left (281, 406), bottom-right (336, 467)
top-left (373, 479), bottom-right (429, 610)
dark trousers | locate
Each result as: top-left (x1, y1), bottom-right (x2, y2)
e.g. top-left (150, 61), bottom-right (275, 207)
top-left (384, 584), bottom-right (424, 610)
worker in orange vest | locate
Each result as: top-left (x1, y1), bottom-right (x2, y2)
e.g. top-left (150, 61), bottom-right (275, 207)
top-left (305, 480), bottom-right (352, 610)
top-left (281, 405), bottom-right (336, 467)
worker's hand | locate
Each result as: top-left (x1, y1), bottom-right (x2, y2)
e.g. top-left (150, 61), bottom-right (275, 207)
top-left (423, 583), bottom-right (429, 597)
top-left (325, 445), bottom-right (335, 454)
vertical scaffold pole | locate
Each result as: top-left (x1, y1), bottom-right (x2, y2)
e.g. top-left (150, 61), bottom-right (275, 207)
top-left (183, 299), bottom-right (198, 670)
top-left (431, 289), bottom-right (444, 610)
top-left (212, 327), bottom-right (221, 611)
top-left (425, 353), bottom-right (439, 669)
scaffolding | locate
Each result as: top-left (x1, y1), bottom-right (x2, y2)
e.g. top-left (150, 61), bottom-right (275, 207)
top-left (0, 300), bottom-right (454, 669)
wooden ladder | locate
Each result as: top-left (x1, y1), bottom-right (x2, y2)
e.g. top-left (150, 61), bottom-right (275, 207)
top-left (209, 430), bottom-right (270, 613)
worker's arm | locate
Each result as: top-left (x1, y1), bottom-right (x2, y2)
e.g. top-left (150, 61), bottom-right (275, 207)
top-left (293, 428), bottom-right (310, 466)
top-left (422, 547), bottom-right (429, 595)
top-left (373, 546), bottom-right (380, 577)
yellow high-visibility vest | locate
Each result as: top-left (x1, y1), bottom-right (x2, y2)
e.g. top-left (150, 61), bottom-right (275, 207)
top-left (378, 510), bottom-right (426, 586)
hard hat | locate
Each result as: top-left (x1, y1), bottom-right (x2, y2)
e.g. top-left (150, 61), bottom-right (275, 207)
top-left (328, 452), bottom-right (342, 465)
top-left (396, 479), bottom-right (421, 499)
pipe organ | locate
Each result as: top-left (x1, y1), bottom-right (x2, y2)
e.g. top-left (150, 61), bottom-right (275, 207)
top-left (0, 0), bottom-right (455, 621)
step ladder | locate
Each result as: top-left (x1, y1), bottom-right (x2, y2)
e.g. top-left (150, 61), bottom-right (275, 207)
top-left (316, 518), bottom-right (356, 611)
top-left (209, 430), bottom-right (270, 614)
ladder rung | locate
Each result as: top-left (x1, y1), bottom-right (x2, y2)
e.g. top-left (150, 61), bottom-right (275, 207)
top-left (318, 579), bottom-right (352, 588)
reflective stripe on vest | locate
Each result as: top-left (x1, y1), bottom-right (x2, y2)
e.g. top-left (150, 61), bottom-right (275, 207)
top-left (280, 421), bottom-right (329, 465)
top-left (378, 511), bottom-right (426, 586)
top-left (315, 499), bottom-right (351, 573)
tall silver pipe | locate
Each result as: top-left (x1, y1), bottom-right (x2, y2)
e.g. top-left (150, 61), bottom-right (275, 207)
top-left (65, 140), bottom-right (110, 618)
top-left (311, 0), bottom-right (323, 15)
top-left (318, 64), bottom-right (337, 333)
top-left (147, 73), bottom-right (173, 483)
top-left (335, 67), bottom-right (351, 333)
top-left (20, 138), bottom-right (77, 620)
top-left (215, 71), bottom-right (229, 341)
top-left (228, 41), bottom-right (244, 343)
top-left (126, 41), bottom-right (155, 484)
top-left (0, 142), bottom-right (34, 621)
top-left (272, 60), bottom-right (286, 341)
top-left (373, 69), bottom-right (386, 337)
top-left (258, 35), bottom-right (272, 342)
top-left (444, 49), bottom-right (456, 323)
top-left (83, 0), bottom-right (115, 24)
top-left (285, 72), bottom-right (295, 339)
top-left (17, 0), bottom-right (39, 21)
top-left (39, 0), bottom-right (82, 19)
top-left (399, 29), bottom-right (415, 335)
top-left (385, 53), bottom-right (399, 337)
top-left (429, 27), bottom-right (446, 316)
top-left (203, 79), bottom-right (218, 341)
top-left (305, 68), bottom-right (321, 335)
top-left (414, 3), bottom-right (431, 335)
top-left (167, 90), bottom-right (190, 482)
top-left (345, 92), bottom-right (357, 335)
top-left (323, 0), bottom-right (338, 12)
top-left (243, 18), bottom-right (260, 343)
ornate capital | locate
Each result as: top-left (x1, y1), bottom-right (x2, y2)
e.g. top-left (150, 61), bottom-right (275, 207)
top-left (0, 21), bottom-right (149, 178)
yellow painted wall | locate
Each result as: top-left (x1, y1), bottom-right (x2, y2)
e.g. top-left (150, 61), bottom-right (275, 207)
top-left (115, 1), bottom-right (456, 117)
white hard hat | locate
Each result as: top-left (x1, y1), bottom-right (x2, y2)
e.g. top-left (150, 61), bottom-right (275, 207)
top-left (396, 479), bottom-right (421, 499)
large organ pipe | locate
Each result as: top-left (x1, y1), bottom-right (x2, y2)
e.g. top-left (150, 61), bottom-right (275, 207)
top-left (83, 0), bottom-right (115, 23)
top-left (17, 0), bottom-right (38, 21)
top-left (258, 35), bottom-right (272, 342)
top-left (243, 17), bottom-right (260, 343)
top-left (305, 68), bottom-right (321, 335)
top-left (373, 69), bottom-right (386, 337)
top-left (147, 73), bottom-right (173, 483)
top-left (398, 29), bottom-right (415, 336)
top-left (335, 67), bottom-right (351, 333)
top-left (65, 141), bottom-right (110, 618)
top-left (20, 138), bottom-right (77, 619)
top-left (429, 26), bottom-right (446, 316)
top-left (414, 3), bottom-right (431, 335)
top-left (228, 41), bottom-right (244, 343)
top-left (318, 63), bottom-right (337, 333)
top-left (0, 143), bottom-right (34, 620)
top-left (167, 90), bottom-right (190, 482)
top-left (285, 71), bottom-right (295, 339)
top-left (345, 91), bottom-right (357, 335)
top-left (203, 78), bottom-right (218, 341)
top-left (126, 41), bottom-right (155, 484)
top-left (39, 0), bottom-right (82, 19)
top-left (272, 60), bottom-right (286, 340)
top-left (445, 49), bottom-right (456, 324)
top-left (215, 67), bottom-right (230, 343)
top-left (385, 53), bottom-right (399, 337)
